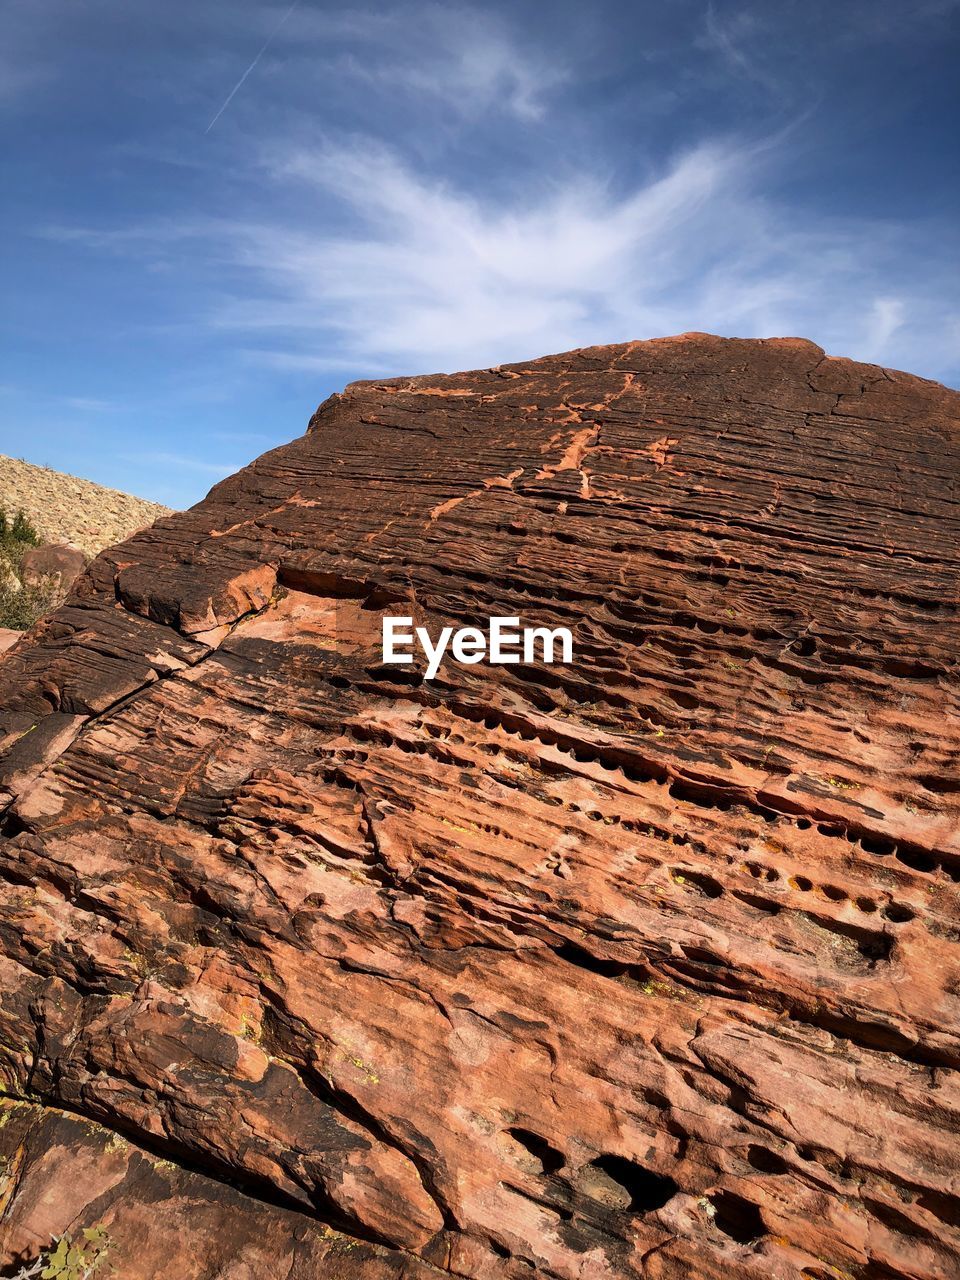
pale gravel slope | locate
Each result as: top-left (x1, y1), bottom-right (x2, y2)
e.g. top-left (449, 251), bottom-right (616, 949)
top-left (0, 455), bottom-right (172, 557)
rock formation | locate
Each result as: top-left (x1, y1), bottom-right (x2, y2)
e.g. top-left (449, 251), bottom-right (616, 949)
top-left (20, 543), bottom-right (88, 594)
top-left (0, 334), bottom-right (958, 1279)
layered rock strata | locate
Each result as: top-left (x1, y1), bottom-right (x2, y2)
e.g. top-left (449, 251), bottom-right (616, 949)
top-left (0, 335), bottom-right (958, 1279)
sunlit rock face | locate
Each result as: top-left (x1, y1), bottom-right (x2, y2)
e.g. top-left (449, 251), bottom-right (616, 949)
top-left (1, 334), bottom-right (959, 1279)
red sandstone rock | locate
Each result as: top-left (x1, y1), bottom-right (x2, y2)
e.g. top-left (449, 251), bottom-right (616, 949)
top-left (0, 1100), bottom-right (438, 1278)
top-left (0, 334), bottom-right (959, 1278)
top-left (20, 542), bottom-right (88, 592)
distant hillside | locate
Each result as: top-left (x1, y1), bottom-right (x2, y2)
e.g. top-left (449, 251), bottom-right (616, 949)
top-left (0, 455), bottom-right (172, 557)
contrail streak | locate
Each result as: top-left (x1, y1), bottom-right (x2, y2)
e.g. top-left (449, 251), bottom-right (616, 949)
top-left (204, 0), bottom-right (300, 134)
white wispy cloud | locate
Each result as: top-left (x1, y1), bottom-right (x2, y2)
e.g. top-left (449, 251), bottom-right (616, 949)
top-left (48, 128), bottom-right (959, 382)
top-left (39, 221), bottom-right (201, 249)
top-left (26, 0), bottom-right (960, 388)
top-left (289, 2), bottom-right (568, 121)
top-left (61, 396), bottom-right (126, 413)
top-left (188, 134), bottom-right (954, 379)
top-left (701, 4), bottom-right (784, 98)
top-left (203, 138), bottom-right (735, 367)
top-left (861, 297), bottom-right (906, 354)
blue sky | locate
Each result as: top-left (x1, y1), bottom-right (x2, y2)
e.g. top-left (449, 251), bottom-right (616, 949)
top-left (1, 0), bottom-right (958, 508)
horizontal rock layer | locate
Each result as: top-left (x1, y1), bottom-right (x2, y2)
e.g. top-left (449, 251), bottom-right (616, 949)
top-left (0, 1098), bottom-right (438, 1277)
top-left (0, 334), bottom-right (959, 1278)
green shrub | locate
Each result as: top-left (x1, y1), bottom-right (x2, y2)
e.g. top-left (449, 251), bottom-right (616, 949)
top-left (0, 575), bottom-right (58, 630)
top-left (0, 506), bottom-right (58, 630)
top-left (12, 510), bottom-right (41, 546)
top-left (0, 506), bottom-right (41, 550)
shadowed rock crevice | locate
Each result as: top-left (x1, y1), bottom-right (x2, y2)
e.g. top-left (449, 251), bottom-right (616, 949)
top-left (1, 334), bottom-right (959, 1278)
top-left (580, 1155), bottom-right (678, 1214)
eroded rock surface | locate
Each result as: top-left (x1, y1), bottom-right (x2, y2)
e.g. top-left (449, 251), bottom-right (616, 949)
top-left (0, 1099), bottom-right (438, 1278)
top-left (0, 334), bottom-right (959, 1278)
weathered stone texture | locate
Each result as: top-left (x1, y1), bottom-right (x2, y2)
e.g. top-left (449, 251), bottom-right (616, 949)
top-left (0, 1100), bottom-right (438, 1277)
top-left (20, 543), bottom-right (88, 593)
top-left (0, 334), bottom-right (959, 1278)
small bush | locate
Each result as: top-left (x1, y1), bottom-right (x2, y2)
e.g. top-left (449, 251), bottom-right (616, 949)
top-left (0, 506), bottom-right (41, 551)
top-left (12, 510), bottom-right (41, 546)
top-left (0, 576), bottom-right (58, 630)
top-left (0, 506), bottom-right (59, 631)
